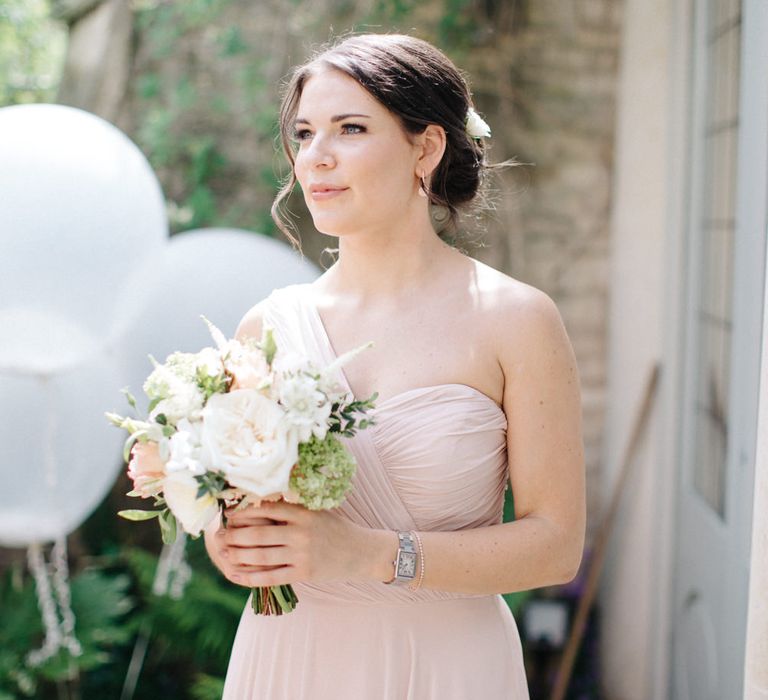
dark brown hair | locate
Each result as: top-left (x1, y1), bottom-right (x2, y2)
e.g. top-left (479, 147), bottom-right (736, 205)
top-left (271, 33), bottom-right (515, 250)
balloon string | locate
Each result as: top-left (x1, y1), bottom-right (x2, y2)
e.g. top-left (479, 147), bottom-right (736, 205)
top-left (41, 375), bottom-right (58, 489)
top-left (152, 532), bottom-right (190, 599)
top-left (26, 542), bottom-right (63, 667)
top-left (51, 537), bottom-right (82, 657)
top-left (26, 539), bottom-right (82, 667)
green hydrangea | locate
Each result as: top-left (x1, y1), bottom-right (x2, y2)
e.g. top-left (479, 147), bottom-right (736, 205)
top-left (290, 433), bottom-right (356, 510)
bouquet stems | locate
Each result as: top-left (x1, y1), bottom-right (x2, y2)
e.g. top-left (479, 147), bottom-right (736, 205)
top-left (251, 584), bottom-right (299, 615)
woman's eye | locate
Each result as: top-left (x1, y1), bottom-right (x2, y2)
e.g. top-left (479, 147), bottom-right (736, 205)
top-left (291, 129), bottom-right (312, 142)
top-left (342, 123), bottom-right (366, 134)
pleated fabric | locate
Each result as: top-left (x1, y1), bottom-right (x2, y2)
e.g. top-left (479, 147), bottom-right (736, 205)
top-left (222, 283), bottom-right (529, 699)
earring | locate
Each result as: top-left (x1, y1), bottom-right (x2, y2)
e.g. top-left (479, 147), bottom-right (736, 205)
top-left (418, 171), bottom-right (428, 198)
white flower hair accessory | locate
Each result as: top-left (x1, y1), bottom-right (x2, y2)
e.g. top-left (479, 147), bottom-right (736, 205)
top-left (465, 107), bottom-right (491, 139)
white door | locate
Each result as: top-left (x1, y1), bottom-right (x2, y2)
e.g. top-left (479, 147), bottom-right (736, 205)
top-left (672, 0), bottom-right (767, 697)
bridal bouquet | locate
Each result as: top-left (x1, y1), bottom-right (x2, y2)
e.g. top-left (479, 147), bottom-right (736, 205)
top-left (106, 317), bottom-right (377, 615)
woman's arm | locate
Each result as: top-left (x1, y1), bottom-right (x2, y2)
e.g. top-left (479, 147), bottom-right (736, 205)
top-left (358, 286), bottom-right (585, 594)
top-left (214, 286), bottom-right (586, 595)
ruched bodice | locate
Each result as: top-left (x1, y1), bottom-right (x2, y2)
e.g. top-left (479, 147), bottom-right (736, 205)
top-left (223, 283), bottom-right (529, 700)
top-left (262, 283), bottom-right (510, 604)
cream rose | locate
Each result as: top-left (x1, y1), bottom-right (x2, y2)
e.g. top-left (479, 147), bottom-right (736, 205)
top-left (163, 470), bottom-right (218, 536)
top-left (227, 344), bottom-right (271, 391)
top-left (200, 390), bottom-right (299, 497)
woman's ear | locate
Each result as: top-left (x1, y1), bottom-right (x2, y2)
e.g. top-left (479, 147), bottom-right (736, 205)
top-left (416, 124), bottom-right (447, 177)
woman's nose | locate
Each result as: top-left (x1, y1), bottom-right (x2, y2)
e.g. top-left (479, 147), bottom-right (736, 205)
top-left (305, 134), bottom-right (336, 169)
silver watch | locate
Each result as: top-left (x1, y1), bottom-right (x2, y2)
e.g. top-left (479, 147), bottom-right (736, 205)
top-left (384, 531), bottom-right (418, 586)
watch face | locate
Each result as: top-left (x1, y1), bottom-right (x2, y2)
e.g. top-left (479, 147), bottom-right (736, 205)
top-left (397, 551), bottom-right (417, 577)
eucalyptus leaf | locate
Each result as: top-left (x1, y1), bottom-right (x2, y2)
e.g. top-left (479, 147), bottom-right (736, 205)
top-left (118, 510), bottom-right (160, 521)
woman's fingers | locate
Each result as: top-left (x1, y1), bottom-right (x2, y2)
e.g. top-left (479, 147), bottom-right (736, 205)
top-left (226, 544), bottom-right (288, 568)
top-left (225, 512), bottom-right (280, 527)
top-left (222, 524), bottom-right (287, 547)
top-left (229, 567), bottom-right (294, 588)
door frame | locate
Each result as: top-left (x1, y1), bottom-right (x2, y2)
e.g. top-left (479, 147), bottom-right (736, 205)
top-left (656, 0), bottom-right (767, 696)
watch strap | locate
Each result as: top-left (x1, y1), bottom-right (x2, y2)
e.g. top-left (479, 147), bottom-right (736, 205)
top-left (384, 531), bottom-right (418, 586)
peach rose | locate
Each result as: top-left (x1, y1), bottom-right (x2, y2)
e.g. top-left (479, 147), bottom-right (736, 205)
top-left (128, 442), bottom-right (166, 498)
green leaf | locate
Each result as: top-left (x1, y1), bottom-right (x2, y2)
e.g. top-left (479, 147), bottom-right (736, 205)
top-left (259, 328), bottom-right (277, 367)
top-left (118, 510), bottom-right (161, 521)
top-left (158, 509), bottom-right (178, 544)
top-left (123, 432), bottom-right (141, 463)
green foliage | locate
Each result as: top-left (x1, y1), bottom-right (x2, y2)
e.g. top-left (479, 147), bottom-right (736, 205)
top-left (190, 673), bottom-right (225, 700)
top-left (133, 0), bottom-right (239, 233)
top-left (120, 542), bottom-right (246, 670)
top-left (0, 530), bottom-right (245, 699)
top-left (0, 0), bottom-right (66, 106)
top-left (437, 0), bottom-right (478, 49)
top-left (0, 565), bottom-right (133, 698)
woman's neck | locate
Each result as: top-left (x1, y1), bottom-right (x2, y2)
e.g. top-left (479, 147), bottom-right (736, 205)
top-left (319, 219), bottom-right (462, 307)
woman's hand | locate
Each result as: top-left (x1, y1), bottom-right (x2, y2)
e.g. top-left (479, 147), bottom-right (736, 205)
top-left (213, 500), bottom-right (382, 588)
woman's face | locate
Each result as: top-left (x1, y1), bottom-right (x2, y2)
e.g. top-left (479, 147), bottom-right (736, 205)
top-left (292, 67), bottom-right (422, 237)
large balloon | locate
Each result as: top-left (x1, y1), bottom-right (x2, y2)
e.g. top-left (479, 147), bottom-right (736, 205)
top-left (112, 228), bottom-right (319, 402)
top-left (0, 105), bottom-right (319, 548)
top-left (0, 348), bottom-right (125, 546)
top-left (0, 104), bottom-right (167, 341)
top-left (0, 104), bottom-right (165, 546)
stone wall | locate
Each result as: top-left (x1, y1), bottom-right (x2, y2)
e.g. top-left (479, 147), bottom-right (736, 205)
top-left (57, 0), bottom-right (623, 542)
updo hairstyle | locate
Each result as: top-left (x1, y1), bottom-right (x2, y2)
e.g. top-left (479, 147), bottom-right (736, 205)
top-left (271, 33), bottom-right (511, 249)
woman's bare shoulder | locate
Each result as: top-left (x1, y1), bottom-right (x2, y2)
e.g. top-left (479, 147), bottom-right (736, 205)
top-left (471, 258), bottom-right (555, 315)
top-left (235, 302), bottom-right (265, 342)
top-left (469, 259), bottom-right (568, 362)
top-left (234, 282), bottom-right (310, 342)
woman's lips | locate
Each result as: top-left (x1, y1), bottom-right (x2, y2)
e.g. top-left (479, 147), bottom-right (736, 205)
top-left (310, 187), bottom-right (348, 200)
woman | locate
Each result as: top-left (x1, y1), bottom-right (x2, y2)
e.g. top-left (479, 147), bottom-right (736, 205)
top-left (204, 32), bottom-right (585, 699)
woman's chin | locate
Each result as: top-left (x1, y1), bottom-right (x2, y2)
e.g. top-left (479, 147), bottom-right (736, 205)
top-left (311, 217), bottom-right (354, 238)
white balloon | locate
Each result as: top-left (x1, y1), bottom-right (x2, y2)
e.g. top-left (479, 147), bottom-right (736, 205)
top-left (0, 104), bottom-right (167, 340)
top-left (112, 228), bottom-right (319, 405)
top-left (0, 349), bottom-right (125, 546)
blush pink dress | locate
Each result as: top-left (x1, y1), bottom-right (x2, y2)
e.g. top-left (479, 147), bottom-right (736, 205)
top-left (222, 283), bottom-right (529, 699)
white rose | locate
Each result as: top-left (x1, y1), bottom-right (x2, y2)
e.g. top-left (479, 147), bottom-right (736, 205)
top-left (278, 372), bottom-right (332, 442)
top-left (201, 390), bottom-right (299, 497)
top-left (163, 470), bottom-right (218, 536)
top-left (165, 419), bottom-right (210, 476)
top-left (465, 107), bottom-right (492, 139)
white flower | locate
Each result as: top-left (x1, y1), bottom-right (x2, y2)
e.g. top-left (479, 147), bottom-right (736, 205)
top-left (150, 379), bottom-right (205, 424)
top-left (163, 470), bottom-right (218, 536)
top-left (194, 347), bottom-right (224, 378)
top-left (165, 419), bottom-right (210, 475)
top-left (465, 107), bottom-right (491, 139)
top-left (200, 390), bottom-right (299, 497)
top-left (278, 371), bottom-right (332, 442)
